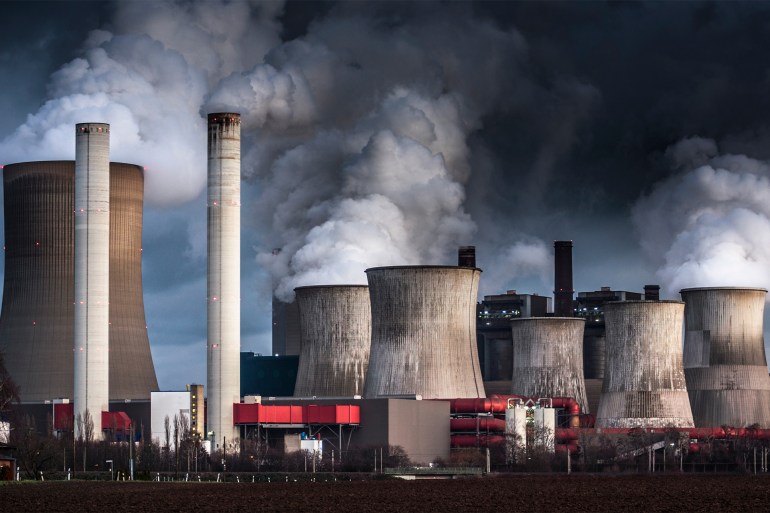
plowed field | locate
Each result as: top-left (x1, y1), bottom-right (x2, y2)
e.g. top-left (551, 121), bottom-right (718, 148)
top-left (1, 474), bottom-right (769, 512)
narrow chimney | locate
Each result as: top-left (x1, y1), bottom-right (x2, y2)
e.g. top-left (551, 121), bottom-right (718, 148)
top-left (74, 122), bottom-right (110, 438)
top-left (458, 246), bottom-right (476, 267)
top-left (207, 112), bottom-right (241, 450)
top-left (644, 284), bottom-right (661, 301)
top-left (554, 240), bottom-right (574, 317)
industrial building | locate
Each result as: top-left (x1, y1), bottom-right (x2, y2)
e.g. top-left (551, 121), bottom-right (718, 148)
top-left (364, 265), bottom-right (485, 400)
top-left (294, 285), bottom-right (371, 397)
top-left (0, 158), bottom-right (157, 428)
top-left (681, 287), bottom-right (770, 428)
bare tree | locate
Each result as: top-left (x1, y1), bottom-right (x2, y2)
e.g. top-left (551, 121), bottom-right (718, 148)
top-left (0, 351), bottom-right (19, 414)
top-left (163, 414), bottom-right (171, 471)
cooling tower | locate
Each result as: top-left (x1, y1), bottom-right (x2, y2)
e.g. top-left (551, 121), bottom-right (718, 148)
top-left (596, 301), bottom-right (694, 428)
top-left (680, 287), bottom-right (770, 428)
top-left (510, 318), bottom-right (589, 413)
top-left (206, 112), bottom-right (241, 448)
top-left (0, 161), bottom-right (158, 404)
top-left (293, 285), bottom-right (371, 397)
top-left (363, 266), bottom-right (485, 399)
top-left (553, 241), bottom-right (574, 317)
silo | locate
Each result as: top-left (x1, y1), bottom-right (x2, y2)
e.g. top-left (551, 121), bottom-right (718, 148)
top-left (364, 266), bottom-right (485, 399)
top-left (293, 285), bottom-right (371, 397)
top-left (510, 318), bottom-right (588, 413)
top-left (0, 161), bottom-right (158, 405)
top-left (596, 301), bottom-right (694, 428)
top-left (206, 112), bottom-right (241, 448)
top-left (680, 287), bottom-right (770, 427)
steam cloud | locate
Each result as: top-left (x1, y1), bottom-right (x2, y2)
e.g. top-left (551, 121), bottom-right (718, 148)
top-left (0, 1), bottom-right (587, 302)
top-left (633, 137), bottom-right (770, 297)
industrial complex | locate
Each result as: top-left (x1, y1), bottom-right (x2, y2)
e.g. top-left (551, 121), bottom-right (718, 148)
top-left (4, 116), bottom-right (770, 475)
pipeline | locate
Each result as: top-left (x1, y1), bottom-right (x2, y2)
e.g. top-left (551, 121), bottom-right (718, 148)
top-left (450, 434), bottom-right (578, 454)
top-left (449, 395), bottom-right (585, 428)
top-left (450, 417), bottom-right (506, 432)
top-left (555, 427), bottom-right (770, 442)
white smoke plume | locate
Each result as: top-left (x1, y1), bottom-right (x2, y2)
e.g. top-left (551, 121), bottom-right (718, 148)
top-left (0, 1), bottom-right (588, 302)
top-left (633, 137), bottom-right (770, 297)
top-left (0, 1), bottom-right (282, 205)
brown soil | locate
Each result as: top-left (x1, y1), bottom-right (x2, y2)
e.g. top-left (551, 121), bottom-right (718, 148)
top-left (1, 474), bottom-right (769, 512)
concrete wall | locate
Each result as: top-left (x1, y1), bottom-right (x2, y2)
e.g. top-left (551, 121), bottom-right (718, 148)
top-left (681, 287), bottom-right (770, 427)
top-left (294, 286), bottom-right (371, 397)
top-left (364, 266), bottom-right (485, 399)
top-left (596, 301), bottom-right (694, 428)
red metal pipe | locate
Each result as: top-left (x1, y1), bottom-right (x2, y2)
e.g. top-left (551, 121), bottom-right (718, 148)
top-left (450, 417), bottom-right (506, 432)
top-left (451, 434), bottom-right (507, 447)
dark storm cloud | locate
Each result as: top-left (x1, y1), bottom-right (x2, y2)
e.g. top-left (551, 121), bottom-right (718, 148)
top-left (4, 1), bottom-right (770, 387)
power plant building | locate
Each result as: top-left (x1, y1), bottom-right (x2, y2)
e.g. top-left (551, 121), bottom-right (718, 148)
top-left (0, 160), bottom-right (158, 410)
top-left (293, 285), bottom-right (371, 397)
top-left (680, 287), bottom-right (770, 428)
top-left (510, 317), bottom-right (589, 413)
top-left (596, 301), bottom-right (694, 428)
top-left (206, 112), bottom-right (242, 449)
top-left (364, 266), bottom-right (485, 400)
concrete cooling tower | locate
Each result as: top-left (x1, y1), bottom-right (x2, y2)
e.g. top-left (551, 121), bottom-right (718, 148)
top-left (363, 266), bottom-right (485, 399)
top-left (680, 287), bottom-right (770, 428)
top-left (293, 285), bottom-right (371, 397)
top-left (596, 301), bottom-right (694, 428)
top-left (510, 318), bottom-right (589, 413)
top-left (0, 160), bottom-right (158, 404)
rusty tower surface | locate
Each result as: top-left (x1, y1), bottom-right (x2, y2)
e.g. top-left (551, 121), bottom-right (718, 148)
top-left (363, 265), bottom-right (485, 399)
top-left (0, 161), bottom-right (158, 403)
top-left (681, 287), bottom-right (770, 428)
top-left (293, 285), bottom-right (371, 397)
top-left (596, 301), bottom-right (694, 428)
top-left (510, 317), bottom-right (589, 413)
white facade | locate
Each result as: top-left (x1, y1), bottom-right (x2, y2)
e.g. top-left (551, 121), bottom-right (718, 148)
top-left (74, 122), bottom-right (110, 437)
top-left (150, 391), bottom-right (191, 450)
top-left (206, 113), bottom-right (241, 449)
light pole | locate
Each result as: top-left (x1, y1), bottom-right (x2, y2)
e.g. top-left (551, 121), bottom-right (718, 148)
top-left (106, 460), bottom-right (113, 481)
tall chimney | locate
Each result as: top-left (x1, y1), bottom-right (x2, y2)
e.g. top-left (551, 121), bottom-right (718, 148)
top-left (206, 113), bottom-right (241, 449)
top-left (74, 122), bottom-right (110, 437)
top-left (553, 240), bottom-right (574, 317)
top-left (644, 284), bottom-right (660, 301)
top-left (458, 246), bottom-right (476, 267)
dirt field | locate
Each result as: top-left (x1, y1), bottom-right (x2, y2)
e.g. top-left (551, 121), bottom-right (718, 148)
top-left (1, 474), bottom-right (769, 512)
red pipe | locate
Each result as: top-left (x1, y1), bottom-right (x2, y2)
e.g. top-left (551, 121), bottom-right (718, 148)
top-left (451, 434), bottom-right (507, 447)
top-left (450, 417), bottom-right (506, 432)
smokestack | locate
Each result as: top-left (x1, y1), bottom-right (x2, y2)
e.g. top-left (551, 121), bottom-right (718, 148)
top-left (644, 284), bottom-right (661, 301)
top-left (206, 112), bottom-right (241, 449)
top-left (458, 246), bottom-right (476, 267)
top-left (553, 241), bottom-right (574, 317)
top-left (74, 122), bottom-right (110, 437)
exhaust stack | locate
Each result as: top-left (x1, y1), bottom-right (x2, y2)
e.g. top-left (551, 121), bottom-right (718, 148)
top-left (74, 123), bottom-right (110, 437)
top-left (553, 241), bottom-right (574, 317)
top-left (206, 113), bottom-right (241, 449)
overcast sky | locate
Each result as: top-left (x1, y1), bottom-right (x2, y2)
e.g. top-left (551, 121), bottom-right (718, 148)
top-left (3, 1), bottom-right (770, 390)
